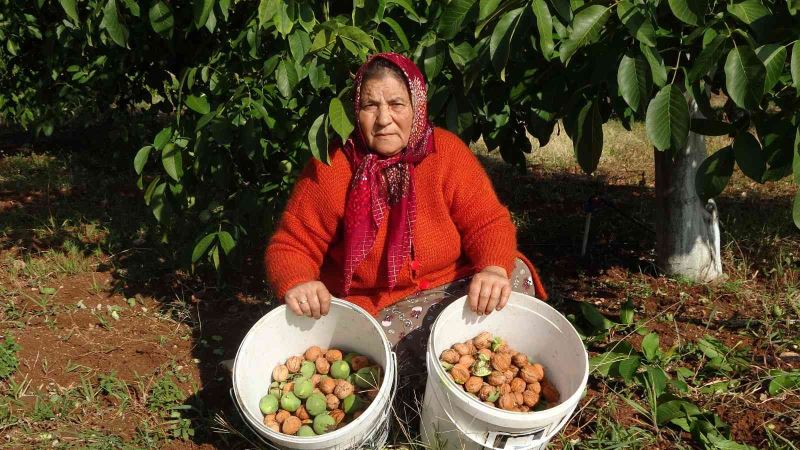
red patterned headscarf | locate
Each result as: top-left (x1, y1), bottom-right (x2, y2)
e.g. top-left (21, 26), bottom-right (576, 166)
top-left (342, 53), bottom-right (435, 295)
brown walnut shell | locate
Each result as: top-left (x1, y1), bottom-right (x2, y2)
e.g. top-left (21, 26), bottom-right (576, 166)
top-left (491, 353), bottom-right (512, 372)
top-left (304, 346), bottom-right (323, 361)
top-left (326, 393), bottom-right (340, 410)
top-left (450, 364), bottom-right (471, 384)
top-left (512, 353), bottom-right (528, 368)
top-left (334, 380), bottom-right (354, 399)
top-left (487, 370), bottom-right (505, 386)
top-left (315, 357), bottom-right (330, 375)
top-left (465, 376), bottom-right (483, 393)
top-left (473, 331), bottom-right (493, 350)
top-left (325, 349), bottom-right (343, 363)
top-left (272, 365), bottom-right (289, 382)
top-left (282, 416), bottom-right (301, 435)
top-left (523, 389), bottom-right (540, 407)
top-left (440, 349), bottom-right (460, 364)
top-left (286, 356), bottom-right (303, 373)
top-left (498, 393), bottom-right (518, 411)
top-left (275, 410), bottom-right (291, 424)
top-left (510, 377), bottom-right (526, 393)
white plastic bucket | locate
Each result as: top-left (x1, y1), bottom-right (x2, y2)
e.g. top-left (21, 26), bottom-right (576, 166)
top-left (421, 293), bottom-right (588, 450)
top-left (231, 298), bottom-right (397, 449)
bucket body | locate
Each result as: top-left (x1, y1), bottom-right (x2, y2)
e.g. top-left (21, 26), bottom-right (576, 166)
top-left (232, 299), bottom-right (396, 449)
top-left (421, 293), bottom-right (588, 450)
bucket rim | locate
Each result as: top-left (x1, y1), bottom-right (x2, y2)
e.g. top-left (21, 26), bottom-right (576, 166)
top-left (427, 293), bottom-right (589, 421)
top-left (231, 298), bottom-right (396, 444)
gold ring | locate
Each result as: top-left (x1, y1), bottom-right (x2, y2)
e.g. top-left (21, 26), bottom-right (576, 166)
top-left (298, 300), bottom-right (307, 305)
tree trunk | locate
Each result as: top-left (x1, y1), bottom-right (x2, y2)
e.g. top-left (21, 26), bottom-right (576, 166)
top-left (654, 95), bottom-right (723, 282)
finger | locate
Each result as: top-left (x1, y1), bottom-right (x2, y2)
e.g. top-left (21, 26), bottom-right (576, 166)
top-left (317, 285), bottom-right (331, 316)
top-left (285, 295), bottom-right (304, 316)
top-left (467, 278), bottom-right (481, 312)
top-left (298, 293), bottom-right (312, 317)
top-left (497, 284), bottom-right (512, 311)
top-left (485, 284), bottom-right (502, 314)
top-left (477, 282), bottom-right (492, 315)
top-left (308, 292), bottom-right (322, 319)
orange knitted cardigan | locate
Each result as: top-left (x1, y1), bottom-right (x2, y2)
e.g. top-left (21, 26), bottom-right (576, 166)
top-left (265, 127), bottom-right (547, 316)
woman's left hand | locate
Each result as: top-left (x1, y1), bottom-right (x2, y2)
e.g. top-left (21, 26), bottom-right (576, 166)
top-left (467, 266), bottom-right (511, 316)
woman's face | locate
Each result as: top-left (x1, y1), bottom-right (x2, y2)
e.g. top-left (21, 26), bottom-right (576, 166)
top-left (358, 74), bottom-right (413, 157)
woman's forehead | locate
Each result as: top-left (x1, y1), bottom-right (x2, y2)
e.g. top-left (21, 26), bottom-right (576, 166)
top-left (360, 76), bottom-right (410, 99)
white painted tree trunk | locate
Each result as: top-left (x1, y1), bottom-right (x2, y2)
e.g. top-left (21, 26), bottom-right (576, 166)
top-left (653, 95), bottom-right (723, 282)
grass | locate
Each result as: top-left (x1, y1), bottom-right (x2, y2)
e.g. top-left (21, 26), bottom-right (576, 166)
top-left (0, 121), bottom-right (798, 449)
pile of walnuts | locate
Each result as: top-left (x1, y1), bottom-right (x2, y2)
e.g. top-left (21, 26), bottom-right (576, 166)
top-left (440, 332), bottom-right (560, 412)
top-left (260, 345), bottom-right (383, 436)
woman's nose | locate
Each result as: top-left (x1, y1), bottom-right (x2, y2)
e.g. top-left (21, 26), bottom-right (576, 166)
top-left (375, 104), bottom-right (392, 126)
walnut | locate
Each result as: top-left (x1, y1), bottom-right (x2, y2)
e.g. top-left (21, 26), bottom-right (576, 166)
top-left (526, 380), bottom-right (541, 395)
top-left (487, 371), bottom-right (505, 386)
top-left (282, 382), bottom-right (294, 396)
top-left (499, 383), bottom-right (512, 395)
top-left (263, 415), bottom-right (280, 432)
top-left (459, 354), bottom-right (476, 367)
top-left (520, 364), bottom-right (544, 383)
top-left (494, 341), bottom-right (509, 353)
top-left (519, 405), bottom-right (530, 412)
top-left (478, 384), bottom-right (495, 401)
top-left (311, 374), bottom-right (321, 387)
top-left (541, 378), bottom-right (560, 404)
top-left (503, 369), bottom-right (515, 383)
top-left (473, 331), bottom-right (493, 349)
top-left (325, 349), bottom-right (343, 363)
top-left (325, 393), bottom-right (339, 410)
top-left (334, 380), bottom-right (354, 399)
top-left (315, 357), bottom-right (330, 375)
top-left (351, 356), bottom-right (370, 371)
top-left (462, 340), bottom-right (476, 355)
top-left (330, 409), bottom-right (345, 425)
top-left (514, 392), bottom-right (524, 406)
top-left (498, 393), bottom-right (518, 411)
top-left (286, 356), bottom-right (303, 373)
top-left (478, 348), bottom-right (493, 359)
top-left (509, 365), bottom-right (519, 377)
top-left (295, 405), bottom-right (310, 421)
top-left (282, 416), bottom-right (301, 435)
top-left (523, 389), bottom-right (540, 407)
top-left (512, 353), bottom-right (528, 368)
top-left (319, 377), bottom-right (336, 395)
top-left (510, 377), bottom-right (526, 393)
top-left (465, 376), bottom-right (483, 393)
top-left (452, 342), bottom-right (471, 356)
top-left (440, 349), bottom-right (460, 364)
top-left (304, 346), bottom-right (323, 361)
top-left (272, 365), bottom-right (289, 382)
top-left (450, 364), bottom-right (471, 384)
top-left (275, 409), bottom-right (291, 424)
top-left (491, 353), bottom-right (511, 371)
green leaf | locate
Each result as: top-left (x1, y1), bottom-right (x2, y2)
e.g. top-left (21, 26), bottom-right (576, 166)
top-left (276, 60), bottom-right (298, 98)
top-left (688, 34), bottom-right (726, 83)
top-left (308, 114), bottom-right (329, 163)
top-left (423, 42), bottom-right (446, 79)
top-left (150, 182), bottom-right (167, 222)
top-left (185, 94), bottom-right (210, 115)
top-left (192, 233), bottom-right (216, 263)
top-left (646, 84), bottom-right (690, 152)
top-left (559, 5), bottom-right (611, 63)
top-left (617, 50), bottom-right (651, 113)
top-left (338, 26), bottom-right (376, 51)
top-left (641, 332), bottom-right (660, 361)
top-left (756, 44), bottom-right (787, 93)
top-left (794, 191), bottom-right (800, 230)
top-left (273, 1), bottom-right (294, 36)
top-left (733, 131), bottom-right (766, 182)
top-left (727, 0), bottom-right (769, 25)
top-left (794, 127), bottom-right (800, 185)
top-left (489, 7), bottom-right (524, 73)
top-left (288, 31), bottom-right (310, 62)
top-left (101, 0), bottom-right (128, 47)
top-left (161, 143), bottom-right (183, 182)
top-left (724, 44), bottom-right (765, 110)
top-left (439, 0), bottom-right (477, 40)
top-left (668, 0), bottom-right (706, 26)
top-left (695, 146), bottom-right (735, 202)
top-left (218, 231), bottom-right (235, 255)
top-left (39, 287), bottom-right (57, 295)
top-left (153, 127), bottom-right (172, 150)
top-left (134, 146), bottom-right (152, 174)
top-left (572, 100), bottom-right (603, 174)
top-left (387, 0), bottom-right (421, 22)
top-left (690, 119), bottom-right (734, 136)
top-left (579, 302), bottom-right (615, 331)
top-left (193, 0), bottom-right (214, 29)
top-left (148, 1), bottom-right (174, 36)
top-left (616, 1), bottom-right (656, 47)
top-left (644, 366), bottom-right (668, 397)
top-left (329, 97), bottom-right (354, 143)
top-left (620, 298), bottom-right (635, 324)
top-left (382, 17), bottom-right (409, 50)
top-left (640, 44), bottom-right (667, 87)
top-left (258, 0), bottom-right (279, 28)
top-left (531, 0), bottom-right (554, 59)
top-left (59, 0), bottom-right (79, 23)
top-left (791, 42), bottom-right (800, 89)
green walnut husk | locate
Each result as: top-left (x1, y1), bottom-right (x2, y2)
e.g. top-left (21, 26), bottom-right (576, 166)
top-left (313, 413), bottom-right (337, 435)
top-left (300, 360), bottom-right (316, 378)
top-left (330, 360), bottom-right (351, 379)
top-left (259, 394), bottom-right (279, 415)
top-left (305, 393), bottom-right (327, 416)
top-left (297, 425), bottom-right (317, 436)
top-left (342, 394), bottom-right (362, 414)
top-left (293, 379), bottom-right (314, 399)
top-left (471, 360), bottom-right (491, 377)
top-left (280, 392), bottom-right (301, 412)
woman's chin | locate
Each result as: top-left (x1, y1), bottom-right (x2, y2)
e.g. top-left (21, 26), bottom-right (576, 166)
top-left (372, 144), bottom-right (404, 157)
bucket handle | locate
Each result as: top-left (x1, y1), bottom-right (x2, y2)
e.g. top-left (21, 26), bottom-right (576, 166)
top-left (228, 351), bottom-right (398, 450)
top-left (430, 382), bottom-right (578, 450)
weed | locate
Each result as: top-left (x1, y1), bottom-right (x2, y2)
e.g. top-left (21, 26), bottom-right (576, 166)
top-left (146, 374), bottom-right (186, 412)
top-left (0, 335), bottom-right (20, 379)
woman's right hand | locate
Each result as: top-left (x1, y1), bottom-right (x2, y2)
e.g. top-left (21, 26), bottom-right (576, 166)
top-left (284, 281), bottom-right (331, 319)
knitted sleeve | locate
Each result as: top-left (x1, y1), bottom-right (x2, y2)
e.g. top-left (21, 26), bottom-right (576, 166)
top-left (440, 130), bottom-right (517, 276)
top-left (264, 155), bottom-right (347, 300)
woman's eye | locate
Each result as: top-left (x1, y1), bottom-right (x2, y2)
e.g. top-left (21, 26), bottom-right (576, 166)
top-left (362, 104), bottom-right (377, 111)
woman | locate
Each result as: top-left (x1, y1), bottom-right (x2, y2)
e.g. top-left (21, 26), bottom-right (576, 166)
top-left (265, 53), bottom-right (546, 354)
